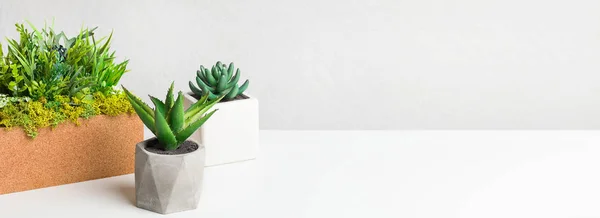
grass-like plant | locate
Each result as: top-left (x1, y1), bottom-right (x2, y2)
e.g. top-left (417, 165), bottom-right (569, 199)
top-left (188, 61), bottom-right (249, 101)
top-left (123, 83), bottom-right (224, 151)
top-left (0, 21), bottom-right (134, 137)
top-left (0, 21), bottom-right (129, 101)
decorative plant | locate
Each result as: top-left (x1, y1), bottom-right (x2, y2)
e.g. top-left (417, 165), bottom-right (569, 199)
top-left (0, 21), bottom-right (129, 100)
top-left (188, 61), bottom-right (249, 101)
top-left (123, 82), bottom-right (224, 151)
top-left (0, 21), bottom-right (133, 137)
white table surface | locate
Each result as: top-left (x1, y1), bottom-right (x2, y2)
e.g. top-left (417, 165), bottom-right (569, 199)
top-left (1, 130), bottom-right (599, 218)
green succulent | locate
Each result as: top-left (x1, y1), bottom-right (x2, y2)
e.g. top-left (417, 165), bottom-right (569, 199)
top-left (123, 82), bottom-right (223, 151)
top-left (188, 61), bottom-right (249, 101)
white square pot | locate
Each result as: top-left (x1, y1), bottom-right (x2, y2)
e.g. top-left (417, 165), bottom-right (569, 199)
top-left (183, 92), bottom-right (259, 166)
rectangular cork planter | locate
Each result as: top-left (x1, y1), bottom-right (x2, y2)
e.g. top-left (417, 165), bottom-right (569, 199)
top-left (0, 114), bottom-right (143, 195)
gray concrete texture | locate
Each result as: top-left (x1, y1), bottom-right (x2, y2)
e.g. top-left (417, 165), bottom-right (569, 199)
top-left (134, 138), bottom-right (206, 214)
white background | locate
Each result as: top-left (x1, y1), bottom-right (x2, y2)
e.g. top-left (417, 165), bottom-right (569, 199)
top-left (1, 0), bottom-right (600, 130)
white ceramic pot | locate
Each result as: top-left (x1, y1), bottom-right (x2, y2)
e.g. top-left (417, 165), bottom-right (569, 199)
top-left (183, 92), bottom-right (259, 166)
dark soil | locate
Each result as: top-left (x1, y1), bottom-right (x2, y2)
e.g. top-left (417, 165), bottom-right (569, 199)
top-left (190, 93), bottom-right (249, 102)
top-left (144, 139), bottom-right (199, 155)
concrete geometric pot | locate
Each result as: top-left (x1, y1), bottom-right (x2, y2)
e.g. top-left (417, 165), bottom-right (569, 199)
top-left (135, 138), bottom-right (205, 214)
top-left (183, 92), bottom-right (259, 166)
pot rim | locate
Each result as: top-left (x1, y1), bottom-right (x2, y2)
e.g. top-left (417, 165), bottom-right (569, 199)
top-left (137, 137), bottom-right (204, 157)
top-left (184, 91), bottom-right (256, 104)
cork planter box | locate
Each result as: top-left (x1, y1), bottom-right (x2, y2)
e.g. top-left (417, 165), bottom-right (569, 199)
top-left (0, 115), bottom-right (143, 195)
top-left (183, 92), bottom-right (259, 166)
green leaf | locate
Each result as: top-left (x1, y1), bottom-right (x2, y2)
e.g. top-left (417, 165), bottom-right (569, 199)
top-left (154, 107), bottom-right (179, 150)
top-left (176, 109), bottom-right (217, 143)
top-left (25, 20), bottom-right (42, 41)
top-left (225, 85), bottom-right (239, 100)
top-left (196, 69), bottom-right (205, 81)
top-left (169, 92), bottom-right (184, 133)
top-left (227, 62), bottom-right (235, 78)
top-left (97, 31), bottom-right (113, 55)
top-left (184, 91), bottom-right (209, 120)
top-left (149, 95), bottom-right (167, 117)
top-left (124, 95), bottom-right (156, 133)
top-left (238, 80), bottom-right (249, 95)
top-left (226, 68), bottom-right (241, 89)
top-left (184, 94), bottom-right (225, 124)
top-left (189, 81), bottom-right (203, 96)
top-left (6, 39), bottom-right (33, 76)
top-left (200, 86), bottom-right (219, 100)
top-left (212, 67), bottom-right (221, 79)
top-left (206, 66), bottom-right (217, 85)
top-left (202, 67), bottom-right (211, 82)
top-left (217, 74), bottom-right (227, 92)
top-left (122, 86), bottom-right (154, 118)
top-left (196, 76), bottom-right (215, 92)
top-left (8, 82), bottom-right (17, 91)
top-left (165, 82), bottom-right (175, 112)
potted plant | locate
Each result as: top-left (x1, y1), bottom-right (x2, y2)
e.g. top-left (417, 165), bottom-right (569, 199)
top-left (184, 61), bottom-right (259, 166)
top-left (0, 21), bottom-right (143, 195)
top-left (123, 82), bottom-right (223, 214)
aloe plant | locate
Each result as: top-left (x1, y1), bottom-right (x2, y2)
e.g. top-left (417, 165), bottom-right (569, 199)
top-left (123, 82), bottom-right (223, 151)
top-left (188, 61), bottom-right (249, 101)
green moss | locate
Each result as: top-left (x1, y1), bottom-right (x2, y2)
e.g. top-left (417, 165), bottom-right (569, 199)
top-left (0, 90), bottom-right (133, 138)
top-left (92, 90), bottom-right (135, 116)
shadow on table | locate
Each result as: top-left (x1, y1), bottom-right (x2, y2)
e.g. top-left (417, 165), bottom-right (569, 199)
top-left (116, 183), bottom-right (136, 206)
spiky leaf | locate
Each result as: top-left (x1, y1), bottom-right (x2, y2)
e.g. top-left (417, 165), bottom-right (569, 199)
top-left (184, 94), bottom-right (225, 124)
top-left (123, 86), bottom-right (154, 118)
top-left (149, 95), bottom-right (167, 117)
top-left (184, 92), bottom-right (209, 120)
top-left (165, 82), bottom-right (175, 112)
top-left (169, 92), bottom-right (185, 133)
top-left (176, 109), bottom-right (217, 142)
top-left (200, 86), bottom-right (219, 100)
top-left (124, 95), bottom-right (156, 133)
top-left (154, 107), bottom-right (178, 150)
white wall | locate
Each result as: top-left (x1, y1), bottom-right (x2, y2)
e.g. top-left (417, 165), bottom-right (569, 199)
top-left (1, 0), bottom-right (600, 130)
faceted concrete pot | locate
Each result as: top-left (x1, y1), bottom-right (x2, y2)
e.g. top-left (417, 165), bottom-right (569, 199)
top-left (135, 138), bottom-right (205, 214)
top-left (183, 92), bottom-right (259, 166)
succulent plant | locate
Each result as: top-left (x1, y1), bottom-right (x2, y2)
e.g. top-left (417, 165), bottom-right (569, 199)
top-left (188, 61), bottom-right (249, 101)
top-left (123, 82), bottom-right (223, 151)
